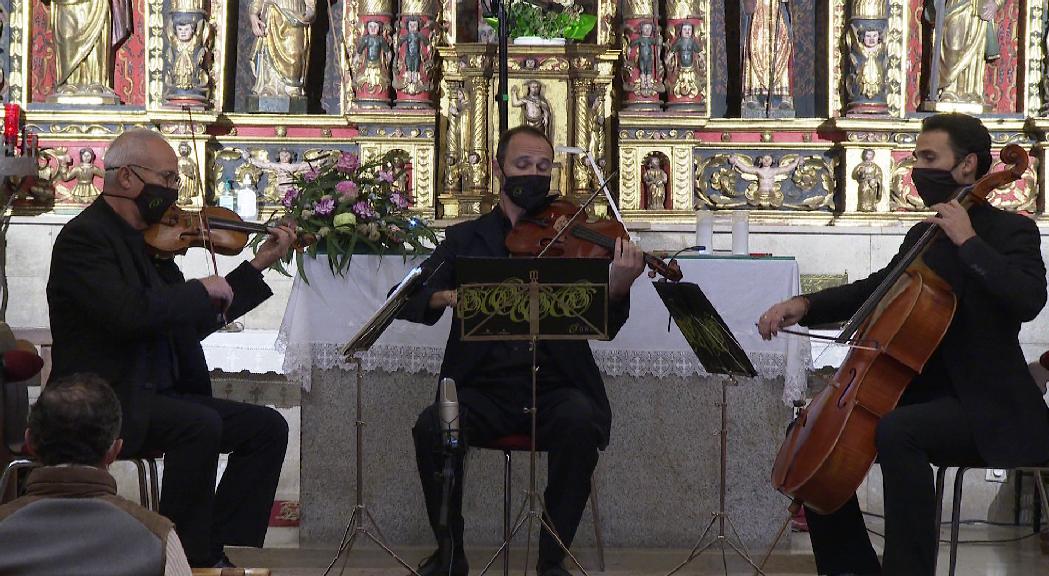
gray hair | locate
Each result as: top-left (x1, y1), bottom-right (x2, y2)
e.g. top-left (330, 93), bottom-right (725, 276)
top-left (103, 128), bottom-right (170, 188)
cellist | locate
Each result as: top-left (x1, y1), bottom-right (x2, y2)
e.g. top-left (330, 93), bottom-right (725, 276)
top-left (758, 113), bottom-right (1049, 576)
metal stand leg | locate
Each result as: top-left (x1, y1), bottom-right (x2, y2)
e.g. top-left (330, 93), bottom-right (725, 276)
top-left (503, 450), bottom-right (512, 576)
top-left (948, 467), bottom-right (969, 576)
top-left (932, 465), bottom-right (948, 574)
top-left (323, 357), bottom-right (420, 576)
top-left (478, 336), bottom-right (591, 576)
top-left (666, 376), bottom-right (767, 576)
top-left (590, 476), bottom-right (606, 572)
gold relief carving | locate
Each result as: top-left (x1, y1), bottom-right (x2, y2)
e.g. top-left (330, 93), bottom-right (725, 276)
top-left (619, 146), bottom-right (640, 209)
top-left (56, 147), bottom-right (104, 203)
top-left (48, 124), bottom-right (115, 135)
top-left (572, 78), bottom-right (592, 192)
top-left (642, 153), bottom-right (668, 209)
top-left (8, 0), bottom-right (24, 102)
top-left (695, 154), bottom-right (746, 208)
top-left (597, 0), bottom-right (617, 45)
top-left (360, 0), bottom-right (392, 14)
top-left (829, 0), bottom-right (846, 117)
top-left (671, 147), bottom-right (692, 209)
top-left (229, 127), bottom-right (239, 136)
top-left (760, 131), bottom-right (772, 142)
top-left (322, 128), bottom-right (332, 137)
top-left (624, 0), bottom-right (655, 18)
top-left (890, 156), bottom-right (922, 209)
top-left (509, 57), bottom-right (568, 72)
top-left (1029, 3), bottom-right (1045, 115)
top-left (666, 0), bottom-right (699, 20)
top-left (401, 0), bottom-right (435, 14)
top-left (211, 1), bottom-right (228, 111)
top-left (275, 126), bottom-right (287, 137)
top-left (986, 159), bottom-right (1038, 213)
top-left (885, 0), bottom-right (905, 116)
top-left (146, 0), bottom-right (166, 107)
top-left (468, 75), bottom-right (489, 158)
top-left (730, 154), bottom-right (799, 208)
top-left (787, 157), bottom-right (835, 210)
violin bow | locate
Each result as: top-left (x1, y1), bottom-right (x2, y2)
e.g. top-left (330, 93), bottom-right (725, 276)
top-left (183, 105), bottom-right (228, 325)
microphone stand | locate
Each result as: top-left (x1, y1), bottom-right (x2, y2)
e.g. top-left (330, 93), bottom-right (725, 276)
top-left (437, 420), bottom-right (466, 567)
top-left (497, 0), bottom-right (509, 134)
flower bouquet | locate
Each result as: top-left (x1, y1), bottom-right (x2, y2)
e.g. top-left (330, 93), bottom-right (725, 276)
top-left (257, 149), bottom-right (438, 283)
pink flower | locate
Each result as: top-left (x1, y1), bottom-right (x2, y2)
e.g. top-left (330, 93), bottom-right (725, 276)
top-left (390, 193), bottom-right (409, 209)
top-left (281, 187), bottom-right (300, 208)
top-left (336, 152), bottom-right (360, 173)
top-left (314, 196), bottom-right (335, 216)
top-left (377, 170), bottom-right (394, 183)
top-left (352, 200), bottom-right (377, 220)
top-left (304, 168), bottom-right (321, 182)
top-left (336, 180), bottom-right (359, 201)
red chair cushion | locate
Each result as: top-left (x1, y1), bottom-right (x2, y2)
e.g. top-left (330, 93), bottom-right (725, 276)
top-left (478, 434), bottom-right (534, 452)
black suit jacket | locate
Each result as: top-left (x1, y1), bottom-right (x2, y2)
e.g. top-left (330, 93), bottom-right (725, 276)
top-left (802, 203), bottom-right (1049, 467)
top-left (47, 198), bottom-right (272, 452)
top-left (397, 208), bottom-right (630, 448)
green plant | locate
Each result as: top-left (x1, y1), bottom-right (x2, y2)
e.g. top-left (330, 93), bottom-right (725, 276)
top-left (254, 149), bottom-right (437, 283)
top-left (496, 1), bottom-right (588, 39)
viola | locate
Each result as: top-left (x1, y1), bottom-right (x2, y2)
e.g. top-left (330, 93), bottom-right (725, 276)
top-left (769, 144), bottom-right (1030, 515)
top-left (144, 205), bottom-right (313, 258)
top-left (504, 199), bottom-right (683, 282)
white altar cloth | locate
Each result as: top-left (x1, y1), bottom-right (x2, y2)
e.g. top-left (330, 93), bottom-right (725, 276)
top-left (277, 255), bottom-right (811, 403)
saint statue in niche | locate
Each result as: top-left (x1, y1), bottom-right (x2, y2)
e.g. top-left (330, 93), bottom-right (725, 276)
top-left (741, 0), bottom-right (795, 118)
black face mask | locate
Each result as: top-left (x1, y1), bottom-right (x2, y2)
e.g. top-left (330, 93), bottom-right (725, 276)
top-left (106, 183), bottom-right (178, 224)
top-left (503, 174), bottom-right (555, 214)
top-left (911, 166), bottom-right (963, 207)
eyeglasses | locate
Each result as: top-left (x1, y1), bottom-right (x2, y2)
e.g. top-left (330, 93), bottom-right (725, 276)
top-left (107, 164), bottom-right (181, 188)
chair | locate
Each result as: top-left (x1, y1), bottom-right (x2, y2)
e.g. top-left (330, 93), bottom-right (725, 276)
top-left (933, 465), bottom-right (1049, 575)
top-left (476, 434), bottom-right (605, 576)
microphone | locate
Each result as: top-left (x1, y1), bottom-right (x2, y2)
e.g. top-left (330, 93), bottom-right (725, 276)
top-left (437, 377), bottom-right (460, 449)
top-left (2, 349), bottom-right (44, 382)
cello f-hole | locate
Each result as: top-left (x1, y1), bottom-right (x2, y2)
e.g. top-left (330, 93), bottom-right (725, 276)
top-left (836, 368), bottom-right (858, 408)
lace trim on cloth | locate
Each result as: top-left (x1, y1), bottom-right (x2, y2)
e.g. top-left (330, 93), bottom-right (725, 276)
top-left (277, 337), bottom-right (808, 404)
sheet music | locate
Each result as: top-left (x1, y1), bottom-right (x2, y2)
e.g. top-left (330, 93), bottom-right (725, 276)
top-left (340, 263), bottom-right (433, 357)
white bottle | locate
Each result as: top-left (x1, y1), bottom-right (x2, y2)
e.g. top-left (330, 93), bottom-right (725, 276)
top-left (235, 175), bottom-right (258, 221)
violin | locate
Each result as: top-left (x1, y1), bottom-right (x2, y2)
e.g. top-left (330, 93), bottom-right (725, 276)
top-left (504, 199), bottom-right (683, 282)
top-left (144, 205), bottom-right (313, 258)
top-left (769, 144), bottom-right (1030, 515)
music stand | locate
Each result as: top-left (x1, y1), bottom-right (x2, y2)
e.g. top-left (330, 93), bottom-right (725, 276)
top-left (652, 281), bottom-right (768, 576)
top-left (456, 257), bottom-right (608, 576)
top-left (323, 264), bottom-right (433, 576)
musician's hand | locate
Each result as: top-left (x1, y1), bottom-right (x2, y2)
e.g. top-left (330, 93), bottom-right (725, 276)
top-left (609, 237), bottom-right (645, 300)
top-left (428, 289), bottom-right (458, 310)
top-left (251, 223), bottom-right (297, 271)
top-left (925, 200), bottom-right (976, 246)
top-left (199, 275), bottom-right (234, 312)
top-left (758, 296), bottom-right (809, 340)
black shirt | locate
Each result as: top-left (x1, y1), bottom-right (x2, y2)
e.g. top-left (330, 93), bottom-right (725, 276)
top-left (465, 207), bottom-right (568, 406)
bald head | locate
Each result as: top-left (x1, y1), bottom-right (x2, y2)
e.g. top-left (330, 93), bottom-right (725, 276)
top-left (101, 128), bottom-right (179, 229)
top-left (103, 128), bottom-right (176, 188)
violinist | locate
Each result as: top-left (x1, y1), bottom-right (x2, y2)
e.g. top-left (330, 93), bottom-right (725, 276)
top-left (46, 128), bottom-right (295, 568)
top-left (757, 113), bottom-right (1049, 576)
top-left (401, 126), bottom-right (645, 576)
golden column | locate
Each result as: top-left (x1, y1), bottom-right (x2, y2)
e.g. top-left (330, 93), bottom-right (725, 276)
top-left (465, 72), bottom-right (494, 211)
top-left (571, 77), bottom-right (595, 196)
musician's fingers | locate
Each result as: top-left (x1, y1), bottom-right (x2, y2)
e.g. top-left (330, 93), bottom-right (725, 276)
top-left (614, 236), bottom-right (624, 257)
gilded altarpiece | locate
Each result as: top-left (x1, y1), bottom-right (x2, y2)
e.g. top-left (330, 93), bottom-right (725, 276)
top-left (5, 0), bottom-right (1049, 224)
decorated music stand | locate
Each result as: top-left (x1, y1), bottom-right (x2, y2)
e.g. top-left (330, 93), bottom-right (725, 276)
top-left (457, 257), bottom-right (608, 576)
top-left (324, 265), bottom-right (433, 576)
top-left (652, 281), bottom-right (767, 576)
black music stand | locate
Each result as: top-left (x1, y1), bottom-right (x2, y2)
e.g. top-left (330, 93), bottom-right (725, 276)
top-left (457, 257), bottom-right (608, 576)
top-left (652, 281), bottom-right (768, 576)
top-left (323, 265), bottom-right (432, 576)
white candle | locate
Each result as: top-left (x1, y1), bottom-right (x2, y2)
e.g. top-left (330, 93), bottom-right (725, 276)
top-left (695, 210), bottom-right (713, 254)
top-left (731, 210), bottom-right (749, 255)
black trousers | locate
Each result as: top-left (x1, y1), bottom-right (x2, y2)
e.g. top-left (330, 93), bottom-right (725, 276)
top-left (124, 393), bottom-right (289, 566)
top-left (413, 385), bottom-right (601, 568)
top-left (806, 397), bottom-right (983, 576)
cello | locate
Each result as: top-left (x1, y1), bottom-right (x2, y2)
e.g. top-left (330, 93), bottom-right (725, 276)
top-left (770, 144), bottom-right (1029, 515)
